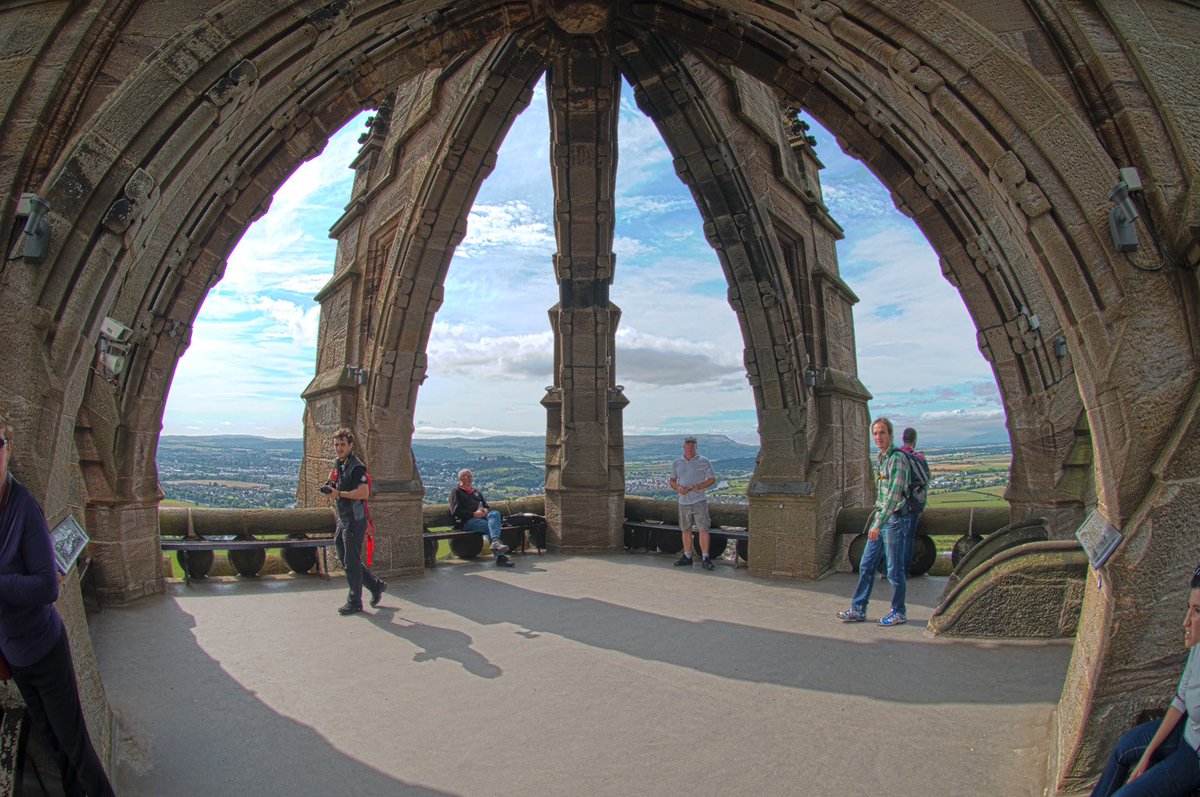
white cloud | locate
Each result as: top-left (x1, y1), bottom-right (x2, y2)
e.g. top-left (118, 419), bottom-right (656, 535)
top-left (618, 195), bottom-right (693, 218)
top-left (427, 325), bottom-right (554, 380)
top-left (257, 298), bottom-right (321, 346)
top-left (457, 201), bottom-right (554, 256)
top-left (613, 235), bottom-right (648, 259)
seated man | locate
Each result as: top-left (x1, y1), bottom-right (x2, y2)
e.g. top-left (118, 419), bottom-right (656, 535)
top-left (449, 468), bottom-right (514, 567)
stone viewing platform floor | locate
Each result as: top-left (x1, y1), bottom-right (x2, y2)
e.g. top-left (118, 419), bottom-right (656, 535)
top-left (90, 554), bottom-right (1072, 796)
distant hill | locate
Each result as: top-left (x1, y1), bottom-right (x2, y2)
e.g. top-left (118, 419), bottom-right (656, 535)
top-left (412, 433), bottom-right (757, 463)
top-left (159, 435), bottom-right (303, 455)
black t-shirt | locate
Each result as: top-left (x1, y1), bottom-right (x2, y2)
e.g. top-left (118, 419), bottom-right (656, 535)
top-left (333, 453), bottom-right (368, 525)
top-left (449, 486), bottom-right (488, 527)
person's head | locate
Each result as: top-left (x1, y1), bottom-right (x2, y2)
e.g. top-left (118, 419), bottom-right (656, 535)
top-left (871, 417), bottom-right (894, 451)
top-left (1187, 566), bottom-right (1200, 649)
top-left (457, 468), bottom-right (473, 488)
top-left (0, 407), bottom-right (9, 483)
top-left (683, 436), bottom-right (697, 457)
top-left (902, 427), bottom-right (917, 447)
top-left (332, 428), bottom-right (355, 460)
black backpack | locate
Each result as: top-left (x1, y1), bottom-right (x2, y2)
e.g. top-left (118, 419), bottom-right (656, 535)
top-left (901, 450), bottom-right (930, 514)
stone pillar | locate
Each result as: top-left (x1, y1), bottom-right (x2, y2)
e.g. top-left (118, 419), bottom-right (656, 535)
top-left (543, 38), bottom-right (625, 552)
top-left (298, 105), bottom-right (393, 509)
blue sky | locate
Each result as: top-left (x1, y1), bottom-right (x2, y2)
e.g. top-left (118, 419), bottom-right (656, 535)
top-left (163, 78), bottom-right (1007, 447)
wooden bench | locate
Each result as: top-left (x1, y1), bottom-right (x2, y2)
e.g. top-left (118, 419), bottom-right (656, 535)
top-left (423, 515), bottom-right (547, 566)
top-left (160, 536), bottom-right (336, 583)
top-left (623, 520), bottom-right (749, 567)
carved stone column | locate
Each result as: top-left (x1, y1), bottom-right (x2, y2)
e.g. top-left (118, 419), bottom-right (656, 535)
top-left (543, 38), bottom-right (626, 552)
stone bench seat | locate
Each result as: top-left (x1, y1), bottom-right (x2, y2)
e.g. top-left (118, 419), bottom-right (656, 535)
top-left (622, 519), bottom-right (749, 566)
top-left (424, 514), bottom-right (547, 565)
top-left (161, 536), bottom-right (335, 583)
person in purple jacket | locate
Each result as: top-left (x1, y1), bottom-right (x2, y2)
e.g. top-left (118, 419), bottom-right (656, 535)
top-left (0, 409), bottom-right (115, 796)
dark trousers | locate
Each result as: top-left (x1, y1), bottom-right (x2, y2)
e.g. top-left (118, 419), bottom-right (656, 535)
top-left (1091, 716), bottom-right (1200, 796)
top-left (335, 517), bottom-right (382, 606)
top-left (10, 631), bottom-right (115, 797)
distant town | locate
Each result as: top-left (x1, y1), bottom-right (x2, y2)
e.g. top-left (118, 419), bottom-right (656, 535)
top-left (157, 435), bottom-right (1012, 509)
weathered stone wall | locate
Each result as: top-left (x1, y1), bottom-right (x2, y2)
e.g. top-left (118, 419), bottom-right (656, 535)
top-left (2, 2), bottom-right (1200, 792)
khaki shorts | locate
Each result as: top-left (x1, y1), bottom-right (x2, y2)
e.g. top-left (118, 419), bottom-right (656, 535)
top-left (678, 501), bottom-right (710, 532)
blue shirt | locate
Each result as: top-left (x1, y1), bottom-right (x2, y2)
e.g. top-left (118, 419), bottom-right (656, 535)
top-left (0, 475), bottom-right (64, 667)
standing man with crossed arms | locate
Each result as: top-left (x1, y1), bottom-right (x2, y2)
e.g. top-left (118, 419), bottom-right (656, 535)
top-left (670, 435), bottom-right (718, 571)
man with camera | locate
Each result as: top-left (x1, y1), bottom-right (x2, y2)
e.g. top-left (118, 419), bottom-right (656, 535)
top-left (324, 427), bottom-right (386, 615)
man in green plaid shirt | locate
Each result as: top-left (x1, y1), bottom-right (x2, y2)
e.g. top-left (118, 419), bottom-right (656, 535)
top-left (836, 417), bottom-right (913, 627)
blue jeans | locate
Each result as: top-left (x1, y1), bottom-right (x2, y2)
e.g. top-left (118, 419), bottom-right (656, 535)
top-left (851, 513), bottom-right (910, 617)
top-left (1091, 717), bottom-right (1200, 796)
top-left (463, 510), bottom-right (503, 556)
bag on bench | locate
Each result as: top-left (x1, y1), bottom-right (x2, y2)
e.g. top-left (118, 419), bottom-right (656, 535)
top-left (503, 513), bottom-right (547, 551)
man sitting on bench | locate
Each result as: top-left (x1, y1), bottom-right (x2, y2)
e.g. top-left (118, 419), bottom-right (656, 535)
top-left (450, 469), bottom-right (514, 568)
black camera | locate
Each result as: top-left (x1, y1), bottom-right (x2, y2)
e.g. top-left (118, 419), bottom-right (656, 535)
top-left (319, 481), bottom-right (336, 495)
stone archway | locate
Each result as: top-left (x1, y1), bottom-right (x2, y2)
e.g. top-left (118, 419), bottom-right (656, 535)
top-left (2, 2), bottom-right (1199, 791)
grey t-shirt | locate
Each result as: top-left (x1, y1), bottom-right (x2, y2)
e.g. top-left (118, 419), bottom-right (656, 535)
top-left (671, 455), bottom-right (715, 506)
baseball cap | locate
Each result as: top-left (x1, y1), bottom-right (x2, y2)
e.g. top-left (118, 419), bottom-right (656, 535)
top-left (683, 435), bottom-right (697, 444)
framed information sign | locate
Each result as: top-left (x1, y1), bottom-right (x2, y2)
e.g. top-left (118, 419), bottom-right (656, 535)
top-left (51, 515), bottom-right (90, 575)
top-left (1074, 508), bottom-right (1122, 571)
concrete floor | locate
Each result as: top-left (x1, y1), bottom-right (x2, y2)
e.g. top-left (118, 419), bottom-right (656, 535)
top-left (90, 552), bottom-right (1072, 797)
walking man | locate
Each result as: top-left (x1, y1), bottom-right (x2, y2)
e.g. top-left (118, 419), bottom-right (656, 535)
top-left (328, 428), bottom-right (386, 615)
top-left (669, 435), bottom-right (718, 570)
top-left (450, 469), bottom-right (514, 567)
top-left (837, 417), bottom-right (912, 626)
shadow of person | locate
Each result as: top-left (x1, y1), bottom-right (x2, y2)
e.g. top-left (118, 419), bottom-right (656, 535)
top-left (367, 607), bottom-right (501, 679)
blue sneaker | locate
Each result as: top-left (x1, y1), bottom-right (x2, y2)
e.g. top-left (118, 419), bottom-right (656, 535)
top-left (878, 611), bottom-right (907, 627)
top-left (836, 609), bottom-right (866, 623)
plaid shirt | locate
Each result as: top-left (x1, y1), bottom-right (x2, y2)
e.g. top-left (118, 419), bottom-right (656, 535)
top-left (871, 444), bottom-right (911, 535)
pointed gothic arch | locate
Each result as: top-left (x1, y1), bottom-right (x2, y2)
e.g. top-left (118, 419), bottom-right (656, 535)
top-left (1, 3), bottom-right (1199, 791)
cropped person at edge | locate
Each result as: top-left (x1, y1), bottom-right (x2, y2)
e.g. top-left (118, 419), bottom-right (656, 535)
top-left (0, 408), bottom-right (116, 796)
top-left (1089, 564), bottom-right (1200, 797)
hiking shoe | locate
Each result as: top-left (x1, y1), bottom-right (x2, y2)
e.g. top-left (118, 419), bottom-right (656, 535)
top-left (338, 602), bottom-right (363, 616)
top-left (369, 581), bottom-right (387, 608)
top-left (495, 554), bottom-right (515, 568)
top-left (878, 611), bottom-right (907, 627)
top-left (490, 537), bottom-right (510, 555)
top-left (673, 554), bottom-right (693, 567)
top-left (701, 557), bottom-right (715, 571)
top-left (836, 609), bottom-right (866, 623)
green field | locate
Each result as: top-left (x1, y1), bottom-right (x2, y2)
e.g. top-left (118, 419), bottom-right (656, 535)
top-left (926, 486), bottom-right (1007, 509)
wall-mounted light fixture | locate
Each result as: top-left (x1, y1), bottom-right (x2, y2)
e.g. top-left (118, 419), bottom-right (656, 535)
top-left (1107, 167), bottom-right (1142, 253)
top-left (17, 193), bottom-right (52, 263)
top-left (344, 364), bottom-right (368, 385)
top-left (1054, 336), bottom-right (1068, 359)
top-left (98, 316), bottom-right (134, 380)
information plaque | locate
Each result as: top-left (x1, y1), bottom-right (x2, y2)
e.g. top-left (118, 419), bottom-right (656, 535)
top-left (51, 515), bottom-right (90, 575)
top-left (1074, 508), bottom-right (1122, 570)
